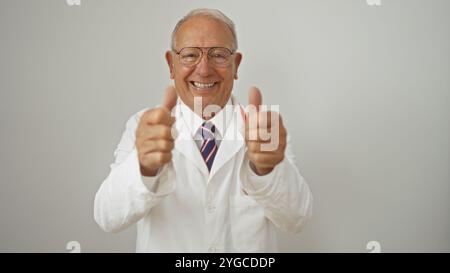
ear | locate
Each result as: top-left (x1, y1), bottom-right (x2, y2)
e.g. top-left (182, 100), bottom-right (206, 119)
top-left (233, 52), bottom-right (243, 80)
top-left (165, 51), bottom-right (175, 79)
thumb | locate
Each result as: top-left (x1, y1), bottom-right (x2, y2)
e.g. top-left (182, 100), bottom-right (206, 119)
top-left (162, 85), bottom-right (178, 111)
top-left (248, 86), bottom-right (262, 111)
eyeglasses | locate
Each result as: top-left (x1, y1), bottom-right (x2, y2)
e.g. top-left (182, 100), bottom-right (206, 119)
top-left (173, 47), bottom-right (235, 68)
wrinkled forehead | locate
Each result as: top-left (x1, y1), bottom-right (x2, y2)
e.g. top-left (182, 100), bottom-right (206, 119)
top-left (174, 16), bottom-right (235, 49)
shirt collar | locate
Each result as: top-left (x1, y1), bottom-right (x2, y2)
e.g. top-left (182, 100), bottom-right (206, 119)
top-left (179, 97), bottom-right (234, 140)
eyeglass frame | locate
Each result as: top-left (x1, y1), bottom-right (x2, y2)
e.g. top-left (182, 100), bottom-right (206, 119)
top-left (172, 47), bottom-right (236, 68)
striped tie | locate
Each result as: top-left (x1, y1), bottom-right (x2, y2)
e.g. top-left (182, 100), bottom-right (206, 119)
top-left (198, 122), bottom-right (218, 172)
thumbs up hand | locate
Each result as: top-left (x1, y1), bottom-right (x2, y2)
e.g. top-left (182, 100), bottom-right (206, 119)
top-left (245, 87), bottom-right (287, 176)
top-left (136, 86), bottom-right (177, 177)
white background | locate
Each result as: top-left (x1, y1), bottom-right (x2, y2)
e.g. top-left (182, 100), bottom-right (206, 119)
top-left (0, 0), bottom-right (448, 252)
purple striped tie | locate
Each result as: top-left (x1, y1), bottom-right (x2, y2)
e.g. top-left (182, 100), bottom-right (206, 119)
top-left (198, 122), bottom-right (217, 172)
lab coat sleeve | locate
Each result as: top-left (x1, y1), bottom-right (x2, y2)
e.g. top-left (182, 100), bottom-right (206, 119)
top-left (94, 109), bottom-right (176, 233)
top-left (240, 133), bottom-right (313, 233)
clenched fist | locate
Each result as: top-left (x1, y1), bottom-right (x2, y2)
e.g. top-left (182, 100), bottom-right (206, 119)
top-left (136, 86), bottom-right (178, 177)
top-left (245, 87), bottom-right (287, 176)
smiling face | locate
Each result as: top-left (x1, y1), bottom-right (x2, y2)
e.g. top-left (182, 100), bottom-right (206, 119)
top-left (166, 16), bottom-right (242, 117)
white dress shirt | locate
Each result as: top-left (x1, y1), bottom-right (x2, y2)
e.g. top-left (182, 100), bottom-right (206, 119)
top-left (94, 95), bottom-right (313, 252)
top-left (181, 97), bottom-right (233, 149)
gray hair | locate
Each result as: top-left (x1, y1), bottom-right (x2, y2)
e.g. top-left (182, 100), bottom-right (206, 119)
top-left (170, 8), bottom-right (238, 51)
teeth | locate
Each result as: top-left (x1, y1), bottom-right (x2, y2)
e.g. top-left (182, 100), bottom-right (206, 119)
top-left (193, 82), bottom-right (215, 89)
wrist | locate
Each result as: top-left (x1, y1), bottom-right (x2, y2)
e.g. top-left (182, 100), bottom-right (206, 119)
top-left (140, 165), bottom-right (159, 177)
top-left (249, 162), bottom-right (273, 176)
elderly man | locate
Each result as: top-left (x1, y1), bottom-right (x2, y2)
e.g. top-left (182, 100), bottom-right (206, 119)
top-left (94, 8), bottom-right (313, 252)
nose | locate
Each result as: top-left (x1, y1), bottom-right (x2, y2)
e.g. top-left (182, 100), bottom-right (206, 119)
top-left (195, 53), bottom-right (214, 77)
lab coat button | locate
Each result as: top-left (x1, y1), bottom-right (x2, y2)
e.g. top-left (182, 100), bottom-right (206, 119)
top-left (206, 204), bottom-right (216, 213)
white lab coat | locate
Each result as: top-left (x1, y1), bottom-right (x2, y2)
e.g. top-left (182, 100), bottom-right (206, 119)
top-left (94, 96), bottom-right (313, 252)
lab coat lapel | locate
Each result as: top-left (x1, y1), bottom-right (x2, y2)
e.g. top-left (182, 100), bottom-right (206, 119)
top-left (209, 103), bottom-right (245, 179)
top-left (173, 107), bottom-right (209, 177)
